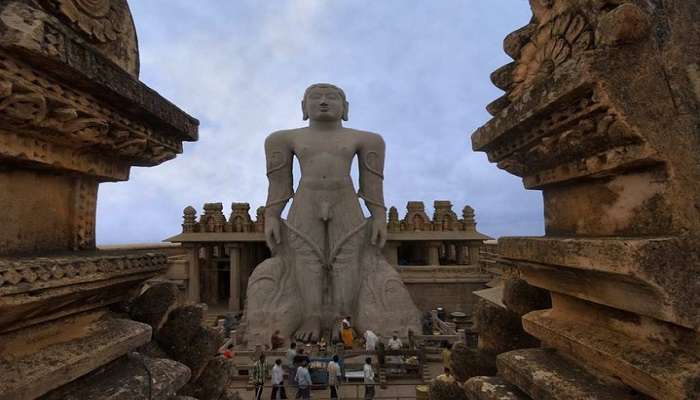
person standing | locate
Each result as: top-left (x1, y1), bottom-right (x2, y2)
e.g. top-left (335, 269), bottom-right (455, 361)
top-left (387, 333), bottom-right (402, 350)
top-left (363, 357), bottom-right (375, 399)
top-left (327, 355), bottom-right (342, 400)
top-left (271, 358), bottom-right (288, 399)
top-left (341, 316), bottom-right (354, 348)
top-left (295, 359), bottom-right (312, 399)
top-left (253, 354), bottom-right (269, 400)
top-left (364, 330), bottom-right (378, 352)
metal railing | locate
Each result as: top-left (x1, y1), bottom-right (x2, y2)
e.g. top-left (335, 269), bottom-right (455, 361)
top-left (246, 382), bottom-right (425, 400)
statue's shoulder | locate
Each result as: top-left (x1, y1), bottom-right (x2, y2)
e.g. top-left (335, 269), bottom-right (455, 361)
top-left (265, 129), bottom-right (301, 147)
top-left (346, 128), bottom-right (385, 148)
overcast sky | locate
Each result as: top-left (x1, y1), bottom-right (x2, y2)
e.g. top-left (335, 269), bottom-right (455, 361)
top-left (96, 1), bottom-right (543, 245)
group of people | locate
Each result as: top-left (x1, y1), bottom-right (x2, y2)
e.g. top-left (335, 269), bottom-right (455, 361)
top-left (253, 340), bottom-right (380, 400)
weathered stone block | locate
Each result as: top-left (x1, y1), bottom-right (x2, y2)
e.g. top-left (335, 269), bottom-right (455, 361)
top-left (41, 353), bottom-right (191, 400)
top-left (0, 311), bottom-right (152, 400)
top-left (429, 379), bottom-right (468, 400)
top-left (180, 357), bottom-right (236, 400)
top-left (498, 349), bottom-right (644, 400)
top-left (523, 296), bottom-right (700, 400)
top-left (129, 281), bottom-right (179, 332)
top-left (450, 343), bottom-right (497, 383)
top-left (502, 277), bottom-right (550, 317)
top-left (464, 376), bottom-right (530, 400)
top-left (474, 298), bottom-right (539, 355)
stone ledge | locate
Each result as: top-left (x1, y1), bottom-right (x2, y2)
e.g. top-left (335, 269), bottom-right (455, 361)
top-left (0, 250), bottom-right (168, 332)
top-left (464, 376), bottom-right (531, 400)
top-left (497, 348), bottom-right (643, 400)
top-left (498, 236), bottom-right (700, 330)
top-left (0, 311), bottom-right (152, 400)
top-left (41, 353), bottom-right (191, 400)
top-left (523, 309), bottom-right (700, 400)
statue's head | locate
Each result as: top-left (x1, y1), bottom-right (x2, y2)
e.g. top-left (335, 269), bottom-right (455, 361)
top-left (302, 83), bottom-right (349, 122)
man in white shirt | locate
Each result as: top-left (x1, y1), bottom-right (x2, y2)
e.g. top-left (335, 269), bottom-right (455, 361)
top-left (387, 333), bottom-right (403, 374)
top-left (387, 334), bottom-right (402, 350)
top-left (295, 359), bottom-right (312, 400)
top-left (271, 358), bottom-right (288, 399)
top-left (364, 330), bottom-right (378, 352)
top-left (327, 355), bottom-right (342, 400)
top-left (363, 357), bottom-right (375, 399)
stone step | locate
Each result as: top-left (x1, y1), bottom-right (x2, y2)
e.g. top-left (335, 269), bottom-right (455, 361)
top-left (497, 348), bottom-right (648, 400)
top-left (464, 376), bottom-right (531, 400)
top-left (523, 308), bottom-right (700, 400)
top-left (41, 353), bottom-right (190, 400)
top-left (0, 311), bottom-right (152, 400)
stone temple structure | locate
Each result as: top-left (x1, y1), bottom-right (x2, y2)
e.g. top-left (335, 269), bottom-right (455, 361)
top-left (461, 1), bottom-right (700, 399)
top-left (167, 200), bottom-right (492, 320)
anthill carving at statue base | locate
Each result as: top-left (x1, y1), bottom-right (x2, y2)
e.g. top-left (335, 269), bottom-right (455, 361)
top-left (241, 84), bottom-right (421, 345)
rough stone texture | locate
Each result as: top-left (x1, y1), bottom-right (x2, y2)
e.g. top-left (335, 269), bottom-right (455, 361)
top-left (41, 353), bottom-right (191, 400)
top-left (524, 294), bottom-right (700, 400)
top-left (473, 298), bottom-right (538, 355)
top-left (501, 277), bottom-right (550, 317)
top-left (243, 84), bottom-right (421, 345)
top-left (464, 376), bottom-right (530, 400)
top-left (0, 251), bottom-right (169, 333)
top-left (497, 349), bottom-right (646, 400)
top-left (180, 357), bottom-right (235, 400)
top-left (450, 343), bottom-right (497, 383)
top-left (129, 281), bottom-right (179, 332)
top-left (156, 304), bottom-right (222, 380)
top-left (429, 379), bottom-right (468, 400)
top-left (471, 0), bottom-right (700, 398)
top-left (0, 311), bottom-right (152, 400)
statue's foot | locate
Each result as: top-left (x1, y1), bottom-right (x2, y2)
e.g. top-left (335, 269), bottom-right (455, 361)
top-left (295, 316), bottom-right (321, 343)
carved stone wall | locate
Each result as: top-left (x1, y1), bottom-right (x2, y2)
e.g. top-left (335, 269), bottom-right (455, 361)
top-left (469, 1), bottom-right (700, 399)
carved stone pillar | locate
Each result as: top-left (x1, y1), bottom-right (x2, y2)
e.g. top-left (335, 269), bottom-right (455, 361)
top-left (456, 243), bottom-right (467, 265)
top-left (185, 244), bottom-right (201, 303)
top-left (468, 243), bottom-right (481, 266)
top-left (227, 244), bottom-right (242, 312)
top-left (426, 241), bottom-right (442, 266)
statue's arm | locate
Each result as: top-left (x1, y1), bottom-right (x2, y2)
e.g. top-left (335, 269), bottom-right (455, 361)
top-left (358, 132), bottom-right (387, 221)
top-left (264, 131), bottom-right (294, 220)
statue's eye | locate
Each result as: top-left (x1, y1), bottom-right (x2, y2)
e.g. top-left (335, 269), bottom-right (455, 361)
top-left (327, 94), bottom-right (338, 100)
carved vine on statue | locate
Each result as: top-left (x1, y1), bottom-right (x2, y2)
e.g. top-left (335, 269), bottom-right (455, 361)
top-left (242, 83), bottom-right (421, 345)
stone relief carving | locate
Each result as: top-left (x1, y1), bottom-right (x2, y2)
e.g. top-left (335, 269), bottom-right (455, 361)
top-left (0, 252), bottom-right (167, 295)
top-left (0, 51), bottom-right (180, 169)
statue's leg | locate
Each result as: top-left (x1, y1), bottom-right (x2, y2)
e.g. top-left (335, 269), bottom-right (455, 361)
top-left (290, 231), bottom-right (324, 343)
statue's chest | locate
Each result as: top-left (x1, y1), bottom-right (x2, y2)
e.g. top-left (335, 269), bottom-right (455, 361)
top-left (294, 139), bottom-right (356, 161)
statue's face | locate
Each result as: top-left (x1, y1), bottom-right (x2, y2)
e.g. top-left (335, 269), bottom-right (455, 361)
top-left (304, 86), bottom-right (345, 121)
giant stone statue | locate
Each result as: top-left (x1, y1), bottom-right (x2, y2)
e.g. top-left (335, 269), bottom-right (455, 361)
top-left (242, 84), bottom-right (421, 344)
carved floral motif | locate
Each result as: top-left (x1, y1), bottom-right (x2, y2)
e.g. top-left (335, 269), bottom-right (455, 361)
top-left (54, 0), bottom-right (124, 42)
top-left (0, 51), bottom-right (180, 169)
top-left (510, 11), bottom-right (593, 100)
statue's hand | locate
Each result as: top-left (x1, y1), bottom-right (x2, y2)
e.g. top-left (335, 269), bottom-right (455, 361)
top-left (265, 217), bottom-right (282, 249)
top-left (371, 217), bottom-right (387, 248)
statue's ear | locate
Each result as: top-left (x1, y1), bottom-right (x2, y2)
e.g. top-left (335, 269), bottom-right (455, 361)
top-left (342, 101), bottom-right (349, 121)
top-left (302, 100), bottom-right (309, 120)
